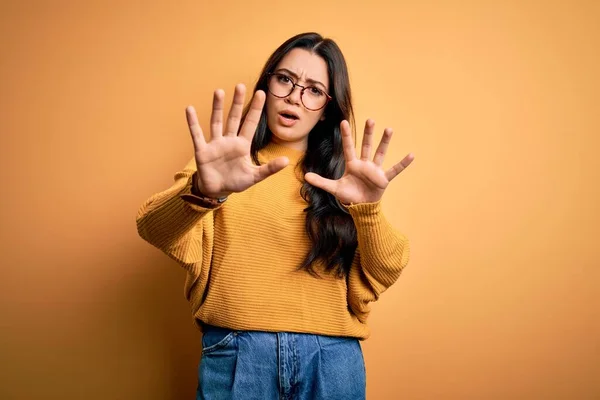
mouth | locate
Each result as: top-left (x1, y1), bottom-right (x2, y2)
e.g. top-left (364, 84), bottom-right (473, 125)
top-left (279, 110), bottom-right (300, 121)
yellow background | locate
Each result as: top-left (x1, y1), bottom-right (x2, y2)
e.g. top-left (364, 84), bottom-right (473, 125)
top-left (1, 1), bottom-right (598, 399)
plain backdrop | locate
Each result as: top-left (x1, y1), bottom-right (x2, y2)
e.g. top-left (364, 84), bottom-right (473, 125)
top-left (1, 1), bottom-right (598, 399)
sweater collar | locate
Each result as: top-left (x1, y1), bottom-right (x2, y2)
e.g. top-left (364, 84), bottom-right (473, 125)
top-left (259, 141), bottom-right (305, 165)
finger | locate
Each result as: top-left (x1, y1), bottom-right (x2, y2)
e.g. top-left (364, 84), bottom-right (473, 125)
top-left (360, 119), bottom-right (375, 160)
top-left (239, 90), bottom-right (266, 140)
top-left (385, 153), bottom-right (415, 181)
top-left (210, 89), bottom-right (225, 139)
top-left (340, 120), bottom-right (357, 162)
top-left (186, 105), bottom-right (205, 151)
top-left (304, 172), bottom-right (338, 196)
top-left (373, 128), bottom-right (393, 166)
top-left (254, 156), bottom-right (289, 183)
top-left (225, 83), bottom-right (246, 136)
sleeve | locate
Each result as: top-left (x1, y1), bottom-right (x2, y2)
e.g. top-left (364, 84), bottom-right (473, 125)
top-left (135, 158), bottom-right (222, 271)
top-left (345, 201), bottom-right (410, 323)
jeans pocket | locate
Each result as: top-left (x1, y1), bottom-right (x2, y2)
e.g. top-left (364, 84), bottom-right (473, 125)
top-left (201, 329), bottom-right (237, 355)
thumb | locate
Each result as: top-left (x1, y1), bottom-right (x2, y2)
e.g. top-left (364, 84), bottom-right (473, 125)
top-left (254, 156), bottom-right (289, 183)
top-left (305, 172), bottom-right (337, 195)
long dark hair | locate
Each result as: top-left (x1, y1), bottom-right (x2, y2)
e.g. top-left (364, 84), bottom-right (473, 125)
top-left (242, 32), bottom-right (357, 278)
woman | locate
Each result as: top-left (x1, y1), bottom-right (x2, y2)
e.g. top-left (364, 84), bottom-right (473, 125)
top-left (136, 32), bottom-right (414, 400)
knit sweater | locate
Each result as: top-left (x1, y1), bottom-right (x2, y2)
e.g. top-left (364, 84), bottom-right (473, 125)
top-left (136, 142), bottom-right (410, 340)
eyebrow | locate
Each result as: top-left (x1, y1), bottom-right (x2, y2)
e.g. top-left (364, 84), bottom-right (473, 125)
top-left (275, 68), bottom-right (328, 91)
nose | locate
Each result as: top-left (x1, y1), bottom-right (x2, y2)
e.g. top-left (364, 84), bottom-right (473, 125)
top-left (285, 85), bottom-right (302, 106)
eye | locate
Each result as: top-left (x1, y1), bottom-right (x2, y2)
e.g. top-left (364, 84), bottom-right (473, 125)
top-left (277, 74), bottom-right (292, 84)
top-left (308, 86), bottom-right (324, 96)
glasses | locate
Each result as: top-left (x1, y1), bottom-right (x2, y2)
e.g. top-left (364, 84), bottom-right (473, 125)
top-left (267, 72), bottom-right (332, 111)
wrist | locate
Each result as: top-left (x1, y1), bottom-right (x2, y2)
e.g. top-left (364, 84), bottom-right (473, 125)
top-left (191, 173), bottom-right (229, 203)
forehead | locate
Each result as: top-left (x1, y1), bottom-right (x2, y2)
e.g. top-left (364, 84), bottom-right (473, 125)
top-left (275, 48), bottom-right (329, 87)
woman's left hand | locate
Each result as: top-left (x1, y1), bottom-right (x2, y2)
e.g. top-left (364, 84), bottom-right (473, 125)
top-left (305, 119), bottom-right (414, 205)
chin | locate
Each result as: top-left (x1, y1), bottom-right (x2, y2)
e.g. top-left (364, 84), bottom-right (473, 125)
top-left (271, 129), bottom-right (302, 142)
top-left (269, 123), bottom-right (309, 143)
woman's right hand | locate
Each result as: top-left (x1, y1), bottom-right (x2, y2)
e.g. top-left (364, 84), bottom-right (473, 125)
top-left (186, 84), bottom-right (289, 199)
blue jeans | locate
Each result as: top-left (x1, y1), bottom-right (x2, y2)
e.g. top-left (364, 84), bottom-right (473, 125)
top-left (197, 325), bottom-right (366, 400)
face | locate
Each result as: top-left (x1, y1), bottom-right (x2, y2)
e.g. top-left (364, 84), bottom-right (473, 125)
top-left (265, 48), bottom-right (330, 151)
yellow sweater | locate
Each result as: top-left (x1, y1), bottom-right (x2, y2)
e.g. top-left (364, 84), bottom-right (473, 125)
top-left (136, 142), bottom-right (410, 340)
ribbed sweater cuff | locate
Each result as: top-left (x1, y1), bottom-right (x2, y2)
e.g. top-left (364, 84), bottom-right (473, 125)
top-left (346, 201), bottom-right (383, 224)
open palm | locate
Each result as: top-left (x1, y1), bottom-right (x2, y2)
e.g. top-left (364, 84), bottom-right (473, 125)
top-left (186, 84), bottom-right (289, 199)
top-left (305, 119), bottom-right (414, 205)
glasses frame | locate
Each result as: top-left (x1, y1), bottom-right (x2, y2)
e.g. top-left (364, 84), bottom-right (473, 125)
top-left (266, 72), bottom-right (332, 111)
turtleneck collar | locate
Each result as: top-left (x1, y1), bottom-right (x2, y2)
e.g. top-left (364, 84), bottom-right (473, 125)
top-left (259, 141), bottom-right (306, 165)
